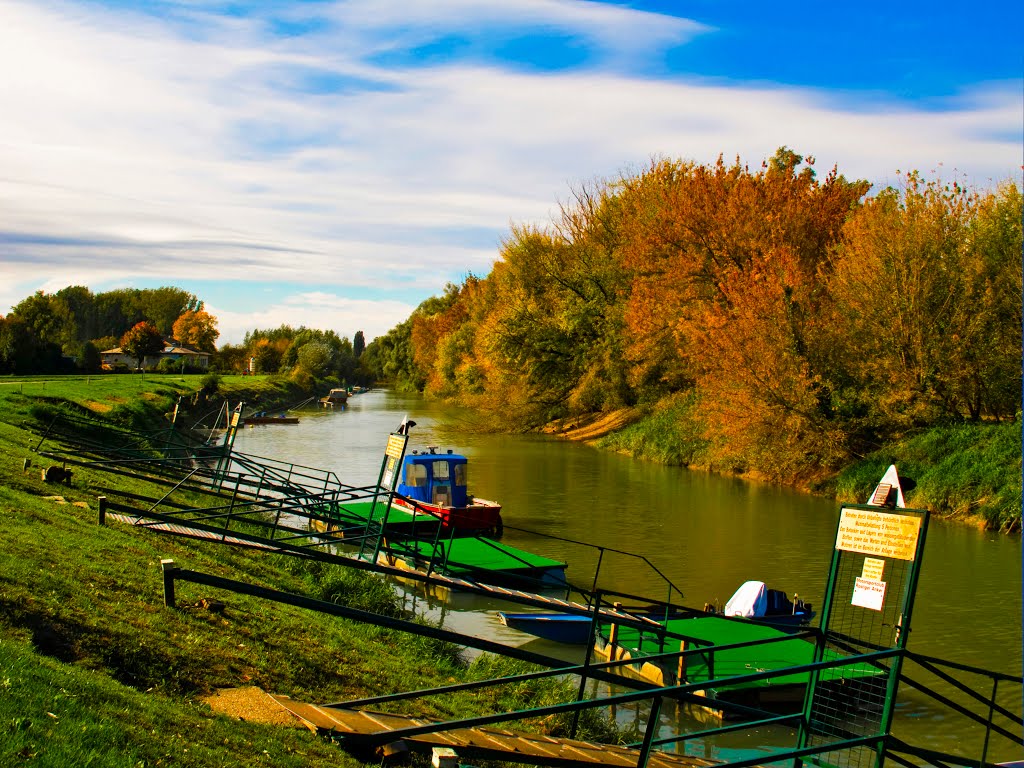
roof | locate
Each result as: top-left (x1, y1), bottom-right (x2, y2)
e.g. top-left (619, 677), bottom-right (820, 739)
top-left (101, 339), bottom-right (209, 356)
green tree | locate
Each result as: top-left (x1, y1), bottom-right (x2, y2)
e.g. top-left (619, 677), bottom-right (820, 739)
top-left (296, 341), bottom-right (333, 378)
top-left (79, 341), bottom-right (102, 373)
top-left (120, 321), bottom-right (165, 370)
top-left (138, 287), bottom-right (202, 335)
top-left (353, 330), bottom-right (366, 358)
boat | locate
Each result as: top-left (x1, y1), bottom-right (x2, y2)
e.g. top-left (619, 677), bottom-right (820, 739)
top-left (496, 580), bottom-right (811, 646)
top-left (393, 447), bottom-right (503, 533)
top-left (242, 412), bottom-right (299, 425)
top-left (320, 388), bottom-right (349, 406)
top-left (586, 465), bottom-right (910, 717)
top-left (712, 581), bottom-right (814, 626)
top-left (497, 605), bottom-right (689, 645)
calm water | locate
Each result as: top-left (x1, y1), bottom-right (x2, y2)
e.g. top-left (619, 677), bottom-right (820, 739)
top-left (232, 389), bottom-right (1023, 761)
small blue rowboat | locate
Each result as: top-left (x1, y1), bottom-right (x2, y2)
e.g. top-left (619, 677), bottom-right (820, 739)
top-left (496, 612), bottom-right (596, 644)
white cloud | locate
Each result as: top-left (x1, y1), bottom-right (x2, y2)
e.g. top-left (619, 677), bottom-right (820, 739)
top-left (0, 0), bottom-right (1019, 341)
top-left (208, 292), bottom-right (417, 345)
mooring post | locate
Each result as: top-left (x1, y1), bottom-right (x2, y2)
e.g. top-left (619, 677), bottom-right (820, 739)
top-left (98, 496), bottom-right (107, 526)
top-left (677, 639), bottom-right (687, 684)
top-left (607, 601), bottom-right (622, 660)
top-left (161, 559), bottom-right (178, 608)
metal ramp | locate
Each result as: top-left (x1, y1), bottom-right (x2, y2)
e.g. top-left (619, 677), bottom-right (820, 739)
top-left (270, 694), bottom-right (719, 768)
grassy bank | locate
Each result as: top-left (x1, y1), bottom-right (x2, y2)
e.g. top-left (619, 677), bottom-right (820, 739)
top-left (0, 374), bottom-right (617, 766)
top-left (595, 395), bottom-right (1021, 533)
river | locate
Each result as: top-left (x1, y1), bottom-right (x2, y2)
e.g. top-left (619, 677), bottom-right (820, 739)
top-left (231, 389), bottom-right (1023, 763)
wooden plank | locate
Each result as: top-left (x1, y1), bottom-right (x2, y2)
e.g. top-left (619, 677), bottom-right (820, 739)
top-left (269, 698), bottom-right (721, 768)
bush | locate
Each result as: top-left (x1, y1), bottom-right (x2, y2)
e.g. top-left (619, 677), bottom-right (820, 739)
top-left (199, 372), bottom-right (221, 394)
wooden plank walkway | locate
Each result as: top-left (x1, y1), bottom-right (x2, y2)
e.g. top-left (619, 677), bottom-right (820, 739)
top-left (107, 513), bottom-right (285, 552)
top-left (269, 694), bottom-right (720, 768)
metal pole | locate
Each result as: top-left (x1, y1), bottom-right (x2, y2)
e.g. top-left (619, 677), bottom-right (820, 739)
top-left (636, 694), bottom-right (663, 768)
top-left (570, 588), bottom-right (603, 738)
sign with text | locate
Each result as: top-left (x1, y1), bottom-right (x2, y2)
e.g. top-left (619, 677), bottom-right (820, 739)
top-left (381, 432), bottom-right (408, 489)
top-left (836, 507), bottom-right (921, 561)
top-left (852, 577), bottom-right (887, 611)
top-left (861, 557), bottom-right (885, 580)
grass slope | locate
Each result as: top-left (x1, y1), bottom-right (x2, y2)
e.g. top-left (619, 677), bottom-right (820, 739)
top-left (0, 374), bottom-right (618, 767)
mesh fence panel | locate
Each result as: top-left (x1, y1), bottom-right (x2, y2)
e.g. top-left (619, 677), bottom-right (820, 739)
top-left (802, 505), bottom-right (928, 768)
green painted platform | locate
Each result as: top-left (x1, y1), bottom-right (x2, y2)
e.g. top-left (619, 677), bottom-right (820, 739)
top-left (394, 536), bottom-right (566, 577)
top-left (601, 616), bottom-right (880, 693)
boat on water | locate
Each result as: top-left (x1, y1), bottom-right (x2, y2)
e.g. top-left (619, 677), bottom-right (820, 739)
top-left (393, 447), bottom-right (503, 533)
top-left (496, 579), bottom-right (811, 646)
top-left (712, 580), bottom-right (814, 626)
top-left (586, 464), bottom-right (911, 717)
top-left (320, 388), bottom-right (349, 406)
top-left (242, 412), bottom-right (299, 425)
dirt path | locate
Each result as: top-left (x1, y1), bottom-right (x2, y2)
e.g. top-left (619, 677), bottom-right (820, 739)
top-left (542, 408), bottom-right (640, 443)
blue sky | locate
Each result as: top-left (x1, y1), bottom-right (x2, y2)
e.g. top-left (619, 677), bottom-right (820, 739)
top-left (1, 0), bottom-right (1020, 345)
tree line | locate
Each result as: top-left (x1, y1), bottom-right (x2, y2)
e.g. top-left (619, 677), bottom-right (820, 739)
top-left (364, 148), bottom-right (1022, 482)
top-left (0, 286), bottom-right (210, 374)
top-left (0, 285), bottom-right (371, 388)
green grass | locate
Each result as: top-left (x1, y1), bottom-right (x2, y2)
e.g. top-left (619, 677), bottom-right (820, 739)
top-left (829, 419), bottom-right (1021, 532)
top-left (596, 392), bottom-right (709, 466)
top-left (0, 374), bottom-right (625, 766)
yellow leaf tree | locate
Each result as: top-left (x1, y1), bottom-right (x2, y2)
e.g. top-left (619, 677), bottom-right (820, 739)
top-left (172, 310), bottom-right (220, 353)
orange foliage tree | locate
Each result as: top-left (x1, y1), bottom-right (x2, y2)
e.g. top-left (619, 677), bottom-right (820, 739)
top-left (172, 310), bottom-right (220, 352)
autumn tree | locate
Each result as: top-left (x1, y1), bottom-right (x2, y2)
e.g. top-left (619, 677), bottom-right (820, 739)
top-left (824, 174), bottom-right (1022, 444)
top-left (120, 321), bottom-right (165, 370)
top-left (172, 310), bottom-right (220, 352)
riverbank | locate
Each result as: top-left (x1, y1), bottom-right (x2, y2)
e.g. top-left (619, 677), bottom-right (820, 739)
top-left (0, 374), bottom-right (615, 766)
top-left (551, 403), bottom-right (1021, 534)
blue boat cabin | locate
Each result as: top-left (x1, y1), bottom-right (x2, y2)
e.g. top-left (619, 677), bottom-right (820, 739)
top-left (397, 449), bottom-right (470, 508)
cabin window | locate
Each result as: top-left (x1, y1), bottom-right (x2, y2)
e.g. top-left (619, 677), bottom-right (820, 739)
top-left (432, 460), bottom-right (450, 480)
top-left (454, 463), bottom-right (467, 487)
top-left (404, 463), bottom-right (428, 487)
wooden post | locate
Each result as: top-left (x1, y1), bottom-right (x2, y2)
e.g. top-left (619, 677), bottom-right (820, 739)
top-left (22, 458), bottom-right (30, 472)
top-left (677, 640), bottom-right (687, 684)
top-left (161, 559), bottom-right (178, 608)
top-left (98, 496), bottom-right (107, 526)
top-left (607, 601), bottom-right (622, 660)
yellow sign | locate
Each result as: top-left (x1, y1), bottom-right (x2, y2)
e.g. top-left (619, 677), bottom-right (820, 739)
top-left (385, 434), bottom-right (406, 460)
top-left (862, 557), bottom-right (885, 580)
top-left (836, 507), bottom-right (921, 561)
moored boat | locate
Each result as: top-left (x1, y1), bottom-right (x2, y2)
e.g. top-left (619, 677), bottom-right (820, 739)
top-left (242, 412), bottom-right (299, 425)
top-left (394, 447), bottom-right (503, 533)
top-left (320, 388), bottom-right (349, 406)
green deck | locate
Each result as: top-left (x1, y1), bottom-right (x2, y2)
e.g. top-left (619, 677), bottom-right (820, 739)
top-left (603, 616), bottom-right (879, 692)
top-left (327, 501), bottom-right (567, 584)
top-left (394, 536), bottom-right (567, 576)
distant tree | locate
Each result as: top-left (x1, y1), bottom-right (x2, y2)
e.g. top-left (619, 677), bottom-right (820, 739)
top-left (296, 341), bottom-right (333, 378)
top-left (138, 287), bottom-right (202, 335)
top-left (54, 285), bottom-right (98, 342)
top-left (10, 291), bottom-right (75, 349)
top-left (172, 310), bottom-right (220, 352)
top-left (252, 338), bottom-right (285, 373)
top-left (353, 330), bottom-right (366, 358)
top-left (213, 343), bottom-right (249, 373)
top-left (0, 316), bottom-right (37, 374)
top-left (120, 321), bottom-right (165, 370)
top-left (79, 341), bottom-right (102, 373)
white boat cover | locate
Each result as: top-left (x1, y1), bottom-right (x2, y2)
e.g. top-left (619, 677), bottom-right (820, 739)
top-left (724, 580), bottom-right (768, 618)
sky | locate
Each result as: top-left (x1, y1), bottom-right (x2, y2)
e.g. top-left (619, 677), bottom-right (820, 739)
top-left (1, 0), bottom-right (1021, 346)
